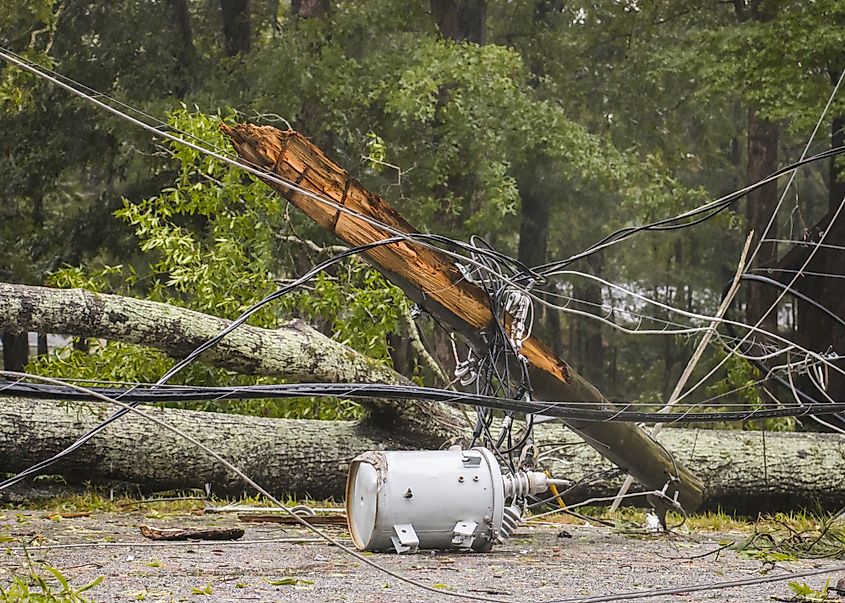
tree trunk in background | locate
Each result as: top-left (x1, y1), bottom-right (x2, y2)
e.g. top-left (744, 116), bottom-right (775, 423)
top-left (517, 190), bottom-right (549, 270)
top-left (292, 0), bottom-right (330, 18)
top-left (219, 0), bottom-right (251, 56)
top-left (517, 183), bottom-right (563, 356)
top-left (428, 0), bottom-right (487, 251)
top-left (571, 255), bottom-right (604, 386)
top-left (36, 333), bottom-right (47, 357)
top-left (1, 331), bottom-right (28, 372)
top-left (792, 111), bottom-right (845, 404)
top-left (168, 0), bottom-right (196, 95)
top-left (745, 108), bottom-right (779, 343)
top-left (431, 0), bottom-right (487, 44)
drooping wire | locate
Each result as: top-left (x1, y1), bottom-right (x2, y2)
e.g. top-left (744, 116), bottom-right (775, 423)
top-left (9, 371), bottom-right (845, 603)
top-left (0, 237), bottom-right (405, 491)
top-left (7, 378), bottom-right (845, 423)
top-left (532, 145), bottom-right (845, 275)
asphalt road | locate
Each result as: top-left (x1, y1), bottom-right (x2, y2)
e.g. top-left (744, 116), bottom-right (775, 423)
top-left (1, 509), bottom-right (841, 602)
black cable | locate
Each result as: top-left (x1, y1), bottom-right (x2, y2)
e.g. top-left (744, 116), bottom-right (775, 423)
top-left (720, 275), bottom-right (845, 429)
top-left (0, 237), bottom-right (406, 491)
top-left (535, 145), bottom-right (845, 274)
top-left (6, 379), bottom-right (845, 423)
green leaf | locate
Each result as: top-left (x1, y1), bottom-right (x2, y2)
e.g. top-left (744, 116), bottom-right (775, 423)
top-left (76, 575), bottom-right (104, 593)
top-left (45, 565), bottom-right (70, 591)
top-left (192, 583), bottom-right (213, 595)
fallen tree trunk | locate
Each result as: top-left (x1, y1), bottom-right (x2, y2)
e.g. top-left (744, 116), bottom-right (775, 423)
top-left (537, 423), bottom-right (845, 515)
top-left (0, 396), bottom-right (430, 501)
top-left (0, 282), bottom-right (465, 447)
top-left (2, 397), bottom-right (843, 514)
top-left (221, 123), bottom-right (705, 511)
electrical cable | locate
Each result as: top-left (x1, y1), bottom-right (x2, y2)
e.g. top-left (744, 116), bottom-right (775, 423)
top-left (720, 275), bottom-right (845, 430)
top-left (529, 269), bottom-right (845, 387)
top-left (0, 237), bottom-right (405, 491)
top-left (532, 144), bottom-right (845, 274)
top-left (5, 379), bottom-right (845, 423)
top-left (739, 274), bottom-right (845, 330)
top-left (9, 370), bottom-right (844, 603)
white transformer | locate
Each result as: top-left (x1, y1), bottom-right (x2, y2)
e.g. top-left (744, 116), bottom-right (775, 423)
top-left (345, 447), bottom-right (561, 553)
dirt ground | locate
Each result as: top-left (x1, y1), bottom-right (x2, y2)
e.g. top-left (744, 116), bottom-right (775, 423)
top-left (1, 508), bottom-right (843, 602)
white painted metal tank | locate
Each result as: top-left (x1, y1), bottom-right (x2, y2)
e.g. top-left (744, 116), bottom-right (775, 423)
top-left (346, 447), bottom-right (506, 553)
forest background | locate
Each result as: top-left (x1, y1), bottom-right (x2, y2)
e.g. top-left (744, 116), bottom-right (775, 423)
top-left (1, 0), bottom-right (843, 425)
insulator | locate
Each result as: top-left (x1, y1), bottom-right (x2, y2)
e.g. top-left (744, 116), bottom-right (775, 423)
top-left (498, 504), bottom-right (522, 542)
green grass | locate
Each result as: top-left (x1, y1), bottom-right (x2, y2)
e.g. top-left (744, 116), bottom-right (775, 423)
top-left (0, 559), bottom-right (103, 602)
top-left (2, 491), bottom-right (343, 516)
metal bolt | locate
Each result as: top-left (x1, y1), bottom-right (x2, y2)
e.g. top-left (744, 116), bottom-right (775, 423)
top-left (458, 475), bottom-right (465, 483)
top-left (473, 475), bottom-right (479, 482)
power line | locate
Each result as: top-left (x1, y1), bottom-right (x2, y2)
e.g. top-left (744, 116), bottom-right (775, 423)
top-left (5, 377), bottom-right (845, 423)
top-left (532, 147), bottom-right (845, 274)
top-left (0, 237), bottom-right (404, 491)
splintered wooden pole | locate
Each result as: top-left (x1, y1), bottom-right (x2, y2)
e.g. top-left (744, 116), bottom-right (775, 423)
top-left (222, 123), bottom-right (705, 512)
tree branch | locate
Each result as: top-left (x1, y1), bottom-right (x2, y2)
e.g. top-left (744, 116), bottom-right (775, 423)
top-left (0, 282), bottom-right (465, 446)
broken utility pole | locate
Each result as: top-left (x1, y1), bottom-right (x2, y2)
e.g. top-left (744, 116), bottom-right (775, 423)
top-left (221, 123), bottom-right (705, 512)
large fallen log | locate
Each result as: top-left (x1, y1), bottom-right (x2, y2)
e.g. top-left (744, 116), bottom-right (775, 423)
top-left (221, 124), bottom-right (705, 511)
top-left (2, 396), bottom-right (842, 514)
top-left (0, 282), bottom-right (465, 447)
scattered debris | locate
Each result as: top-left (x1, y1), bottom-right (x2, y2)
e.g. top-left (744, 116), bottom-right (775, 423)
top-left (733, 514), bottom-right (845, 561)
top-left (262, 576), bottom-right (314, 587)
top-left (138, 525), bottom-right (244, 541)
top-left (44, 512), bottom-right (92, 520)
top-left (237, 513), bottom-right (347, 526)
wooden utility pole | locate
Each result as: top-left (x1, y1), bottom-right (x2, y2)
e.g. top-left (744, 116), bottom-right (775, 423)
top-left (222, 123), bottom-right (705, 512)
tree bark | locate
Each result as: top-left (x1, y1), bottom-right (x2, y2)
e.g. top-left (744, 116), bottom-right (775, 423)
top-left (431, 0), bottom-right (487, 44)
top-left (219, 0), bottom-right (251, 56)
top-left (1, 397), bottom-right (843, 514)
top-left (168, 0), bottom-right (196, 95)
top-left (36, 332), bottom-right (47, 356)
top-left (221, 124), bottom-right (705, 511)
top-left (0, 396), bottom-right (418, 501)
top-left (537, 423), bottom-right (845, 515)
top-left (745, 108), bottom-right (779, 342)
top-left (0, 282), bottom-right (465, 447)
top-left (517, 179), bottom-right (563, 357)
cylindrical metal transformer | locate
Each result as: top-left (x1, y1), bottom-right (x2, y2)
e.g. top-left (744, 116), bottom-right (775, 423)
top-left (345, 448), bottom-right (506, 553)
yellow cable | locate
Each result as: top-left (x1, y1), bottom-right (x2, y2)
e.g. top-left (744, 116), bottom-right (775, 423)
top-left (546, 473), bottom-right (566, 509)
